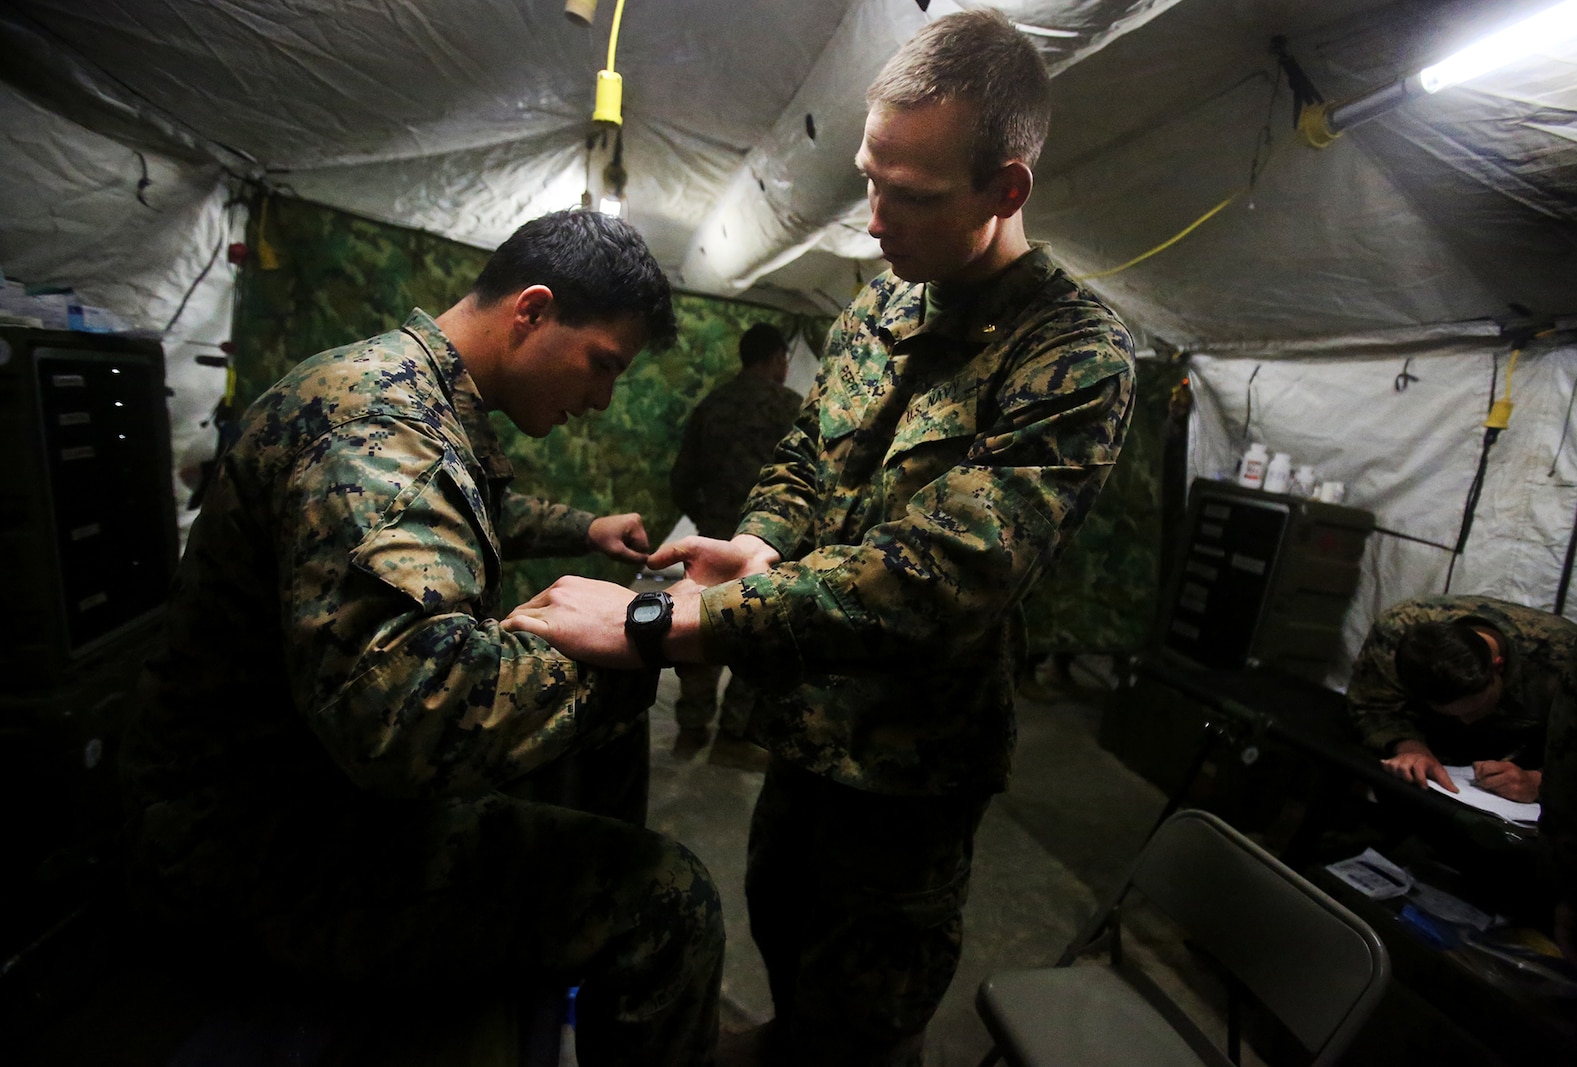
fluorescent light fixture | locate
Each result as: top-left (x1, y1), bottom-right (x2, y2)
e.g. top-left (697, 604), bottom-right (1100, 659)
top-left (1311, 0), bottom-right (1577, 138)
top-left (598, 195), bottom-right (625, 217)
top-left (1419, 0), bottom-right (1577, 92)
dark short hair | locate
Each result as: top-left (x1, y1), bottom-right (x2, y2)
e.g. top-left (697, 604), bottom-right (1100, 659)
top-left (1395, 620), bottom-right (1495, 704)
top-left (738, 323), bottom-right (787, 367)
top-left (866, 8), bottom-right (1053, 188)
top-left (470, 209), bottom-right (677, 349)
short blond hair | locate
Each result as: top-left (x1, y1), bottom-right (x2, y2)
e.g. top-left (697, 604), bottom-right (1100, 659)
top-left (866, 9), bottom-right (1053, 188)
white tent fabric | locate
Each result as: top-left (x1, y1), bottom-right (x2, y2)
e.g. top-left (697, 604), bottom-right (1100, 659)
top-left (2, 0), bottom-right (1575, 640)
top-left (1189, 334), bottom-right (1577, 686)
top-left (1025, 0), bottom-right (1577, 344)
top-left (10, 0), bottom-right (1567, 324)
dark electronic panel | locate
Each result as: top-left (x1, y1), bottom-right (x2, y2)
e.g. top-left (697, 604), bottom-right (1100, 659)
top-left (0, 327), bottom-right (176, 682)
top-left (1158, 479), bottom-right (1373, 681)
top-left (36, 348), bottom-right (173, 651)
top-left (0, 326), bottom-right (176, 961)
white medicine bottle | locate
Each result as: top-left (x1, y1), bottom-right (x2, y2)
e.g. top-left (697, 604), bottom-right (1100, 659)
top-left (1238, 442), bottom-right (1269, 488)
top-left (1264, 452), bottom-right (1292, 494)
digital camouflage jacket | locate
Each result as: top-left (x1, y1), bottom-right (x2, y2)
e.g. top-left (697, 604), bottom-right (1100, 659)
top-left (124, 310), bottom-right (642, 895)
top-left (698, 246), bottom-right (1136, 796)
top-left (669, 370), bottom-right (803, 539)
top-left (1345, 594), bottom-right (1577, 763)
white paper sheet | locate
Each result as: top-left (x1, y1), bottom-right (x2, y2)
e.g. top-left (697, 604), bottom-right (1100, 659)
top-left (1426, 766), bottom-right (1541, 826)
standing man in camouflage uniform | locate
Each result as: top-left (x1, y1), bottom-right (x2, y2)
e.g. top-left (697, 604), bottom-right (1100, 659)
top-left (505, 12), bottom-right (1136, 1064)
top-left (122, 209), bottom-right (723, 1067)
top-left (668, 322), bottom-right (801, 749)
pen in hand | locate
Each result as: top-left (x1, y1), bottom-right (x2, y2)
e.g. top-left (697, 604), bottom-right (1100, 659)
top-left (1470, 751), bottom-right (1540, 803)
top-left (1471, 747), bottom-right (1523, 781)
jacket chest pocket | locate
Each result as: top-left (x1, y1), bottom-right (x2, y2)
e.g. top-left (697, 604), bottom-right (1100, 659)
top-left (814, 369), bottom-right (984, 520)
top-left (880, 383), bottom-right (981, 491)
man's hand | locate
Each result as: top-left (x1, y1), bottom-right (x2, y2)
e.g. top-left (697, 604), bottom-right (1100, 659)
top-left (587, 513), bottom-right (650, 566)
top-left (1382, 739), bottom-right (1455, 792)
top-left (647, 533), bottom-right (779, 587)
top-left (502, 576), bottom-right (643, 667)
top-left (501, 576), bottom-right (705, 667)
top-left (1471, 761), bottom-right (1541, 803)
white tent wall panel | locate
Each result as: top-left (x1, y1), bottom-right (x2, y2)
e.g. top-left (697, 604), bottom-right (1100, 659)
top-left (1349, 534), bottom-right (1455, 685)
top-left (1188, 347), bottom-right (1492, 545)
top-left (1188, 340), bottom-right (1577, 689)
top-left (0, 81), bottom-right (239, 543)
top-left (1452, 344), bottom-right (1577, 607)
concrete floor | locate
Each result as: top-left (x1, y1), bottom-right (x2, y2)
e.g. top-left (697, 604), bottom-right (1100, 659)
top-left (645, 658), bottom-right (1242, 1066)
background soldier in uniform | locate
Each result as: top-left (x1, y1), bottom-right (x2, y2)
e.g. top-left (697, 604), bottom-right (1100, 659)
top-left (122, 209), bottom-right (724, 1067)
top-left (505, 13), bottom-right (1136, 1064)
top-left (668, 322), bottom-right (801, 752)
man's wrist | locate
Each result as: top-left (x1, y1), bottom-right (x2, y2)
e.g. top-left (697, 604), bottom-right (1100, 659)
top-left (661, 590), bottom-right (706, 664)
top-left (731, 532), bottom-right (781, 574)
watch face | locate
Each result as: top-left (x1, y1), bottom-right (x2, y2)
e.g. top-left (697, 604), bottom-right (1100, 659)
top-left (632, 601), bottom-right (664, 625)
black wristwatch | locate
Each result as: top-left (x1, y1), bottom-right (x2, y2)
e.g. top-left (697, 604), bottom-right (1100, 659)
top-left (625, 590), bottom-right (674, 669)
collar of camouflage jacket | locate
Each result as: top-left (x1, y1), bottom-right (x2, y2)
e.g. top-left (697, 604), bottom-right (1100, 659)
top-left (400, 308), bottom-right (515, 487)
top-left (882, 244), bottom-right (1069, 353)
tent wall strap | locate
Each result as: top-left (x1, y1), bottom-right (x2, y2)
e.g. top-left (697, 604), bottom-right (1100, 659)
top-left (1556, 497), bottom-right (1577, 617)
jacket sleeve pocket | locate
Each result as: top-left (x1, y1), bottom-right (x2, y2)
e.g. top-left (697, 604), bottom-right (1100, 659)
top-left (348, 452), bottom-right (501, 611)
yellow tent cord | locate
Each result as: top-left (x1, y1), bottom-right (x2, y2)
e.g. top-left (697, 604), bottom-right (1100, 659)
top-left (1074, 129), bottom-right (1297, 282)
top-left (1487, 347), bottom-right (1519, 430)
top-left (1487, 328), bottom-right (1556, 431)
top-left (607, 0), bottom-right (626, 71)
top-left (591, 0), bottom-right (628, 125)
top-left (1076, 195), bottom-right (1236, 281)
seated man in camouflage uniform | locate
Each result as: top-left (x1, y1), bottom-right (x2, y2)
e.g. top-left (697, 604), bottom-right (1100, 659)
top-left (1346, 594), bottom-right (1577, 803)
top-left (1348, 594), bottom-right (1577, 965)
top-left (122, 209), bottom-right (723, 1067)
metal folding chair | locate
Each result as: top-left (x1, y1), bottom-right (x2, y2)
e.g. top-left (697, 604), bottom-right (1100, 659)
top-left (976, 809), bottom-right (1389, 1066)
